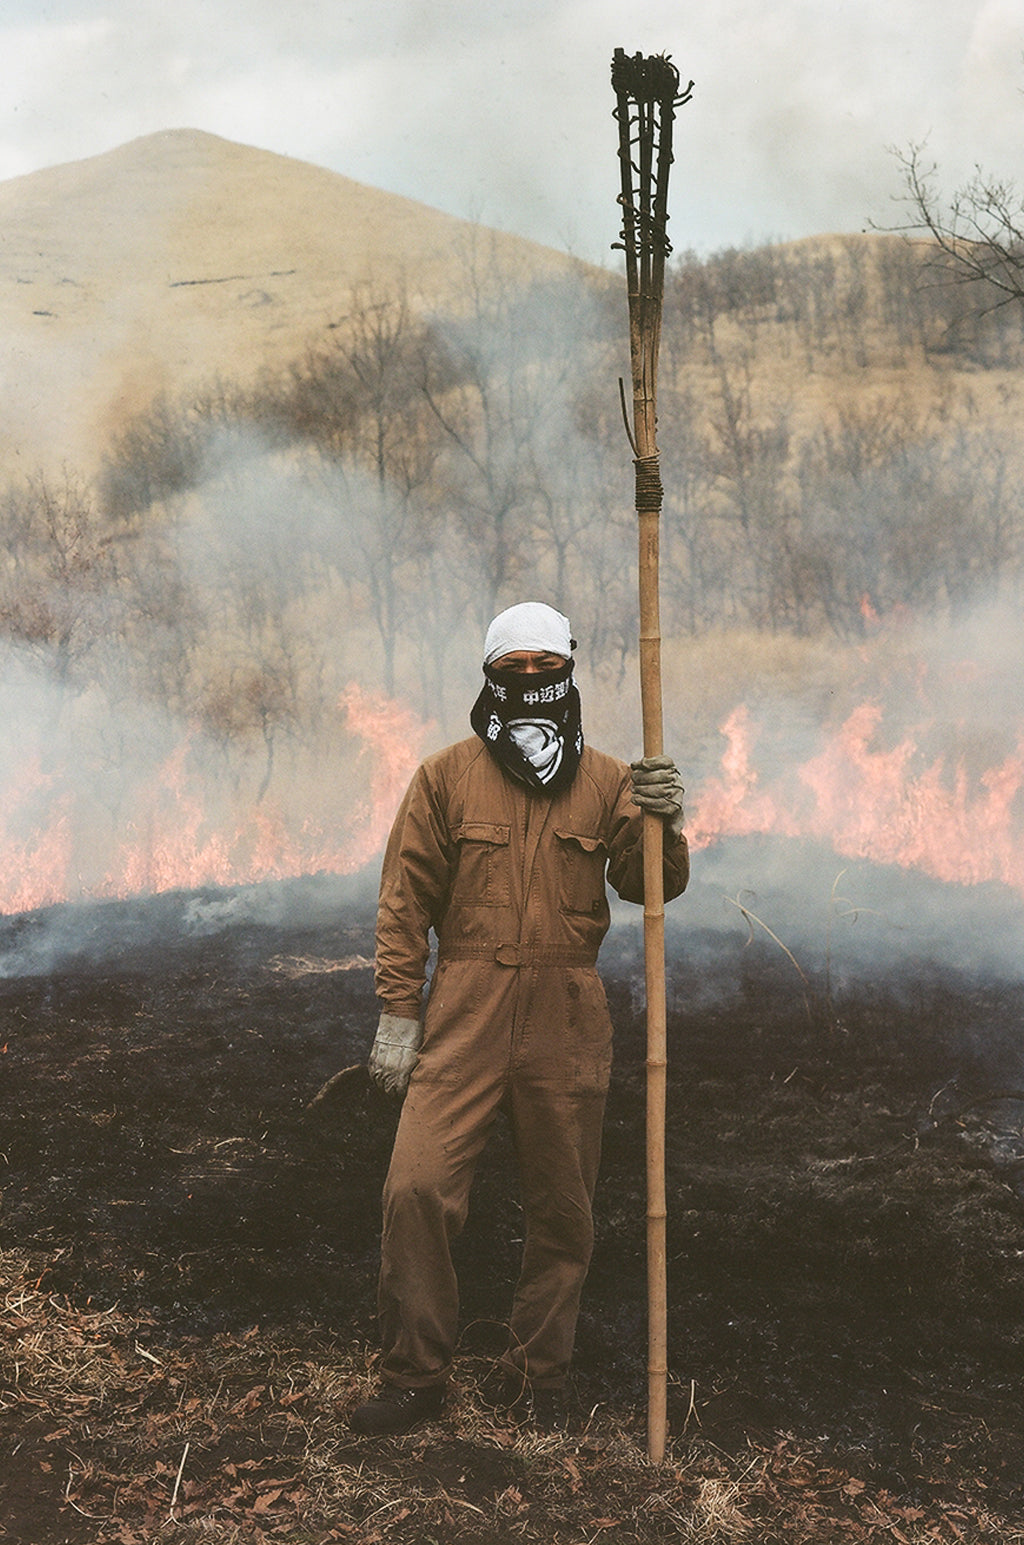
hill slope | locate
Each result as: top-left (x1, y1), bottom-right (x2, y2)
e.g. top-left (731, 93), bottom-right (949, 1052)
top-left (0, 129), bottom-right (580, 474)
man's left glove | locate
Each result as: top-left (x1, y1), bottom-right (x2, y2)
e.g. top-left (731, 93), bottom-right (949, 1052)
top-left (630, 755), bottom-right (686, 839)
top-left (368, 1013), bottom-right (423, 1098)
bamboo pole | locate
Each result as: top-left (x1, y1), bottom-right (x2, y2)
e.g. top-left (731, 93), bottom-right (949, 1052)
top-left (611, 48), bottom-right (691, 1465)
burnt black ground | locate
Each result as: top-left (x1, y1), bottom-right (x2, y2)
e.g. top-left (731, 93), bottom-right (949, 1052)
top-left (3, 882), bottom-right (1024, 1526)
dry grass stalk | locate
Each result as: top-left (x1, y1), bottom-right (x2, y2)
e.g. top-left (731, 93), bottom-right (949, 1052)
top-left (3, 1245), bottom-right (1021, 1543)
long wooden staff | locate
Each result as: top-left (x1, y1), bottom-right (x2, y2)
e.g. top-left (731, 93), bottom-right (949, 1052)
top-left (611, 47), bottom-right (692, 1465)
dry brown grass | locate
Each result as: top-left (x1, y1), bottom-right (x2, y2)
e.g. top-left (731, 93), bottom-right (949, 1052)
top-left (4, 1243), bottom-right (1022, 1545)
top-left (0, 130), bottom-right (581, 478)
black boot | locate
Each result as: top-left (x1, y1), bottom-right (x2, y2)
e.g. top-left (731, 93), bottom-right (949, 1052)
top-left (530, 1385), bottom-right (571, 1432)
top-left (348, 1382), bottom-right (445, 1436)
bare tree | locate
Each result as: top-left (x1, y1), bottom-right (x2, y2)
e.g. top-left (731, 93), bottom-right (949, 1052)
top-left (99, 394), bottom-right (221, 520)
top-left (0, 469), bottom-right (121, 700)
top-left (416, 237), bottom-right (609, 627)
top-left (296, 288), bottom-right (448, 694)
top-left (885, 142), bottom-right (1024, 316)
top-left (417, 291), bottom-right (540, 622)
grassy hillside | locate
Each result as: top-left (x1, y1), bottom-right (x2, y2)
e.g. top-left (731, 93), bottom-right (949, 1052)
top-left (0, 129), bottom-right (579, 476)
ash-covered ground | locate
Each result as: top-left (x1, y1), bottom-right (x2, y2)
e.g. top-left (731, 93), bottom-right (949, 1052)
top-left (2, 860), bottom-right (1024, 1540)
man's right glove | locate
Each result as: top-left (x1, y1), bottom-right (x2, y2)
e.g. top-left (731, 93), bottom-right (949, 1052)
top-left (368, 1013), bottom-right (422, 1098)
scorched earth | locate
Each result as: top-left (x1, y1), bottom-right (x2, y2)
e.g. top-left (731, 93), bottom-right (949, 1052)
top-left (2, 869), bottom-right (1024, 1544)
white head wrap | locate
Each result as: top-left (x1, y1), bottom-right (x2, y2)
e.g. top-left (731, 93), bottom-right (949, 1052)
top-left (483, 602), bottom-right (574, 667)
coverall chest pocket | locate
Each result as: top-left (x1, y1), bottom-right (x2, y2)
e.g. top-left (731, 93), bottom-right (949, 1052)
top-left (554, 830), bottom-right (607, 916)
top-left (451, 822), bottom-right (512, 906)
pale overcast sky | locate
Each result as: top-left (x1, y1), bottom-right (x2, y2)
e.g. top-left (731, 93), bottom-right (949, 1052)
top-left (1, 0), bottom-right (1021, 263)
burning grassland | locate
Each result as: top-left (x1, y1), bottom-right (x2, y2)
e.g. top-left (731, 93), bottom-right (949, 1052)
top-left (3, 883), bottom-right (1024, 1541)
top-left (3, 604), bottom-right (1023, 953)
top-left (3, 210), bottom-right (1024, 932)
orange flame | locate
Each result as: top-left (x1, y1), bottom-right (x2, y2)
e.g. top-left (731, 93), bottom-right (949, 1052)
top-left (688, 706), bottom-right (799, 846)
top-left (2, 668), bottom-right (1022, 917)
top-left (690, 699), bottom-right (1024, 896)
top-left (0, 684), bottom-right (431, 915)
top-left (0, 756), bottom-right (75, 913)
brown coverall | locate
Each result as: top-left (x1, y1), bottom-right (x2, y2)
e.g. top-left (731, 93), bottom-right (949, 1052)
top-left (374, 735), bottom-right (689, 1390)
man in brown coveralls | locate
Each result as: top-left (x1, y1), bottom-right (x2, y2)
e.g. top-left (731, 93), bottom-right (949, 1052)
top-left (349, 601), bottom-right (688, 1436)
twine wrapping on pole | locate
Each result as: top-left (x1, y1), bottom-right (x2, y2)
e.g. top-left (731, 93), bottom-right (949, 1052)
top-left (633, 456), bottom-right (664, 512)
top-left (611, 46), bottom-right (692, 1466)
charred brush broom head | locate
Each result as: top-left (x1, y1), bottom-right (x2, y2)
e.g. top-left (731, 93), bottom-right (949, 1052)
top-left (611, 49), bottom-right (690, 108)
top-left (611, 49), bottom-right (693, 270)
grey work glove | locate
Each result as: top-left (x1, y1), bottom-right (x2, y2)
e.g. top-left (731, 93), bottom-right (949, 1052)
top-left (630, 755), bottom-right (686, 840)
top-left (368, 1013), bottom-right (423, 1098)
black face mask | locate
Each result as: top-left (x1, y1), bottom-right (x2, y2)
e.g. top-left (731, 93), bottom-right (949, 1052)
top-left (470, 659), bottom-right (584, 794)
